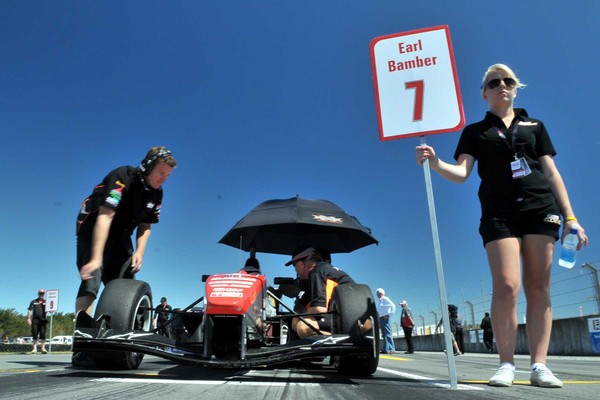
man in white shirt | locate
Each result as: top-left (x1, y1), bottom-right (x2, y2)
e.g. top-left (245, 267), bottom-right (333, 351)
top-left (376, 288), bottom-right (396, 354)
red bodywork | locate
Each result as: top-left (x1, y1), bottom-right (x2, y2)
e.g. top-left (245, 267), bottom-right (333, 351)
top-left (206, 273), bottom-right (266, 316)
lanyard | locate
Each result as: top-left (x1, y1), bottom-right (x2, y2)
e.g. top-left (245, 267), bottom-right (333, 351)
top-left (496, 122), bottom-right (519, 159)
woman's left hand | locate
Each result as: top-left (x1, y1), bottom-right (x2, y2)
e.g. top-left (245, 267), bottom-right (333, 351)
top-left (562, 221), bottom-right (589, 250)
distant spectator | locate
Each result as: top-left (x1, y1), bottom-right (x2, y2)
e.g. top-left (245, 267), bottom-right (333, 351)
top-left (436, 315), bottom-right (462, 356)
top-left (481, 312), bottom-right (494, 353)
top-left (27, 289), bottom-right (47, 354)
top-left (154, 297), bottom-right (172, 337)
top-left (400, 300), bottom-right (416, 354)
top-left (376, 288), bottom-right (396, 354)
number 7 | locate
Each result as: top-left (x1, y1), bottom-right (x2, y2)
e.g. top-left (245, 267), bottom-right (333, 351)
top-left (405, 80), bottom-right (424, 121)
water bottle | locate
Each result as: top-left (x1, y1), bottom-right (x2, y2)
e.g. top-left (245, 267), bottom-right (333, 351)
top-left (558, 225), bottom-right (579, 269)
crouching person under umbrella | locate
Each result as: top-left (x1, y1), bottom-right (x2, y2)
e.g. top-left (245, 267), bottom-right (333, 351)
top-left (286, 247), bottom-right (354, 338)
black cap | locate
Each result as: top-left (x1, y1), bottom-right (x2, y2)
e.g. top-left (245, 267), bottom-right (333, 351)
top-left (160, 297), bottom-right (167, 302)
top-left (285, 247), bottom-right (316, 266)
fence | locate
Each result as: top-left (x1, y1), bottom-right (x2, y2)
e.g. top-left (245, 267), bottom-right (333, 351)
top-left (392, 260), bottom-right (600, 338)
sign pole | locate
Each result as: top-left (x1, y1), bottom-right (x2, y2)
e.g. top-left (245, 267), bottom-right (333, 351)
top-left (48, 313), bottom-right (53, 353)
top-left (370, 25), bottom-right (465, 389)
top-left (420, 135), bottom-right (457, 389)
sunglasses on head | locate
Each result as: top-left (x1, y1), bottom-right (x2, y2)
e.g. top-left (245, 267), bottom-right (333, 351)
top-left (485, 77), bottom-right (517, 90)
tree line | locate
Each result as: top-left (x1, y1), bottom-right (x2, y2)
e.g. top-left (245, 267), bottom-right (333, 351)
top-left (0, 308), bottom-right (75, 340)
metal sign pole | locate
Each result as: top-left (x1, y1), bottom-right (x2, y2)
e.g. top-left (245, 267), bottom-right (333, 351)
top-left (420, 135), bottom-right (458, 389)
top-left (48, 313), bottom-right (53, 353)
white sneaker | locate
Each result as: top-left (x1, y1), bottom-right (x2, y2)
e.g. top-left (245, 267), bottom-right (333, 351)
top-left (530, 365), bottom-right (563, 388)
top-left (488, 363), bottom-right (515, 387)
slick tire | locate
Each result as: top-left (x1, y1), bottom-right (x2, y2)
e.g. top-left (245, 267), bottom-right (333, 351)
top-left (329, 283), bottom-right (379, 376)
top-left (92, 279), bottom-right (153, 370)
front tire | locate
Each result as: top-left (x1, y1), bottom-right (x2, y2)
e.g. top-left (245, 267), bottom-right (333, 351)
top-left (92, 279), bottom-right (153, 370)
top-left (329, 283), bottom-right (379, 376)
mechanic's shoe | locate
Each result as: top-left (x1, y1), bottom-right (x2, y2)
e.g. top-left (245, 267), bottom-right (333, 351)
top-left (454, 352), bottom-right (462, 356)
top-left (41, 350), bottom-right (47, 354)
top-left (488, 363), bottom-right (515, 387)
top-left (530, 364), bottom-right (563, 388)
top-left (71, 352), bottom-right (95, 367)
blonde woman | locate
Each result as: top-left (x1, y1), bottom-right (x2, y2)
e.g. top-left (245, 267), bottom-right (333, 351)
top-left (416, 64), bottom-right (588, 388)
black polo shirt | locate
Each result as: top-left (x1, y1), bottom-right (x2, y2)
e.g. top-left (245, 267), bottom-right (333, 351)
top-left (28, 298), bottom-right (46, 321)
top-left (454, 109), bottom-right (557, 218)
top-left (155, 303), bottom-right (172, 323)
top-left (305, 262), bottom-right (354, 308)
top-left (76, 166), bottom-right (163, 242)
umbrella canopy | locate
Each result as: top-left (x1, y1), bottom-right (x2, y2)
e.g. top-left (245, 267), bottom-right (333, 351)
top-left (219, 196), bottom-right (378, 255)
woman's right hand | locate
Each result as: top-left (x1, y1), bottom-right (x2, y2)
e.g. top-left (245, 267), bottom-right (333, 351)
top-left (416, 145), bottom-right (437, 166)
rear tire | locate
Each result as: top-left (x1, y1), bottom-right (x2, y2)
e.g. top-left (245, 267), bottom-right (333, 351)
top-left (92, 279), bottom-right (153, 370)
top-left (329, 283), bottom-right (379, 376)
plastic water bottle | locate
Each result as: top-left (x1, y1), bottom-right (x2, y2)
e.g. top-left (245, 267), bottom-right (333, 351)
top-left (558, 225), bottom-right (579, 269)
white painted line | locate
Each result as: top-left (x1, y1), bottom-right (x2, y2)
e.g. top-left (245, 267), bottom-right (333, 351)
top-left (377, 367), bottom-right (483, 391)
top-left (91, 377), bottom-right (321, 387)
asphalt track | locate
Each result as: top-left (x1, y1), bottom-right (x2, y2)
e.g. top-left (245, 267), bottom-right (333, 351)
top-left (0, 351), bottom-right (598, 399)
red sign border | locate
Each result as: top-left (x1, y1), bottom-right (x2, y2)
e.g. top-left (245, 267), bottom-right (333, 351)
top-left (370, 25), bottom-right (465, 141)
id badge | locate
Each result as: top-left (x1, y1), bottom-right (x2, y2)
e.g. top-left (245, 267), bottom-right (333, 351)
top-left (511, 157), bottom-right (532, 179)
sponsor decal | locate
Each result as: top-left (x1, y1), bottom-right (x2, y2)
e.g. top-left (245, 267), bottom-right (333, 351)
top-left (105, 187), bottom-right (123, 207)
top-left (312, 214), bottom-right (343, 224)
top-left (211, 288), bottom-right (243, 292)
top-left (544, 214), bottom-right (561, 225)
top-left (115, 180), bottom-right (126, 188)
top-left (146, 201), bottom-right (155, 209)
top-left (210, 292), bottom-right (243, 298)
top-left (518, 121), bottom-right (538, 126)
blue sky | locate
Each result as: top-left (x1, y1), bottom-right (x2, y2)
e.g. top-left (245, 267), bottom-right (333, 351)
top-left (1, 1), bottom-right (599, 329)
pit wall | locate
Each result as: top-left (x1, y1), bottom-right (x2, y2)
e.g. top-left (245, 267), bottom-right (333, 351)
top-left (393, 315), bottom-right (600, 356)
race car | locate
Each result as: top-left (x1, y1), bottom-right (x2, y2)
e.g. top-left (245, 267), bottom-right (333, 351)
top-left (73, 271), bottom-right (380, 376)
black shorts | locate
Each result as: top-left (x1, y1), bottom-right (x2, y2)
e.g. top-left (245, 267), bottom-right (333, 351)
top-left (76, 236), bottom-right (133, 298)
top-left (31, 319), bottom-right (46, 340)
top-left (479, 205), bottom-right (561, 247)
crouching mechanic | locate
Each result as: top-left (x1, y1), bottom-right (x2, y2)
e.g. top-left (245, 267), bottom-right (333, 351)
top-left (75, 146), bottom-right (177, 316)
top-left (286, 247), bottom-right (354, 338)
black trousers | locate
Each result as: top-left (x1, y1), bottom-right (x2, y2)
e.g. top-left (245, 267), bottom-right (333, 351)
top-left (483, 331), bottom-right (494, 351)
top-left (402, 326), bottom-right (414, 352)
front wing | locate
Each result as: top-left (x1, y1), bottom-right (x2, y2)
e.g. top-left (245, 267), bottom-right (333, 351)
top-left (73, 313), bottom-right (377, 368)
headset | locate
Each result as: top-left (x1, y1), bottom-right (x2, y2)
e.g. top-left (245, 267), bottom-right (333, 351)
top-left (139, 148), bottom-right (172, 175)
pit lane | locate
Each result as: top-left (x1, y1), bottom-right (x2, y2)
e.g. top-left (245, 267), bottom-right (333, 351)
top-left (1, 352), bottom-right (598, 400)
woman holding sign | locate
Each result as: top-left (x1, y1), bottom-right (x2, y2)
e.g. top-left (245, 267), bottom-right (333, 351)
top-left (416, 63), bottom-right (588, 389)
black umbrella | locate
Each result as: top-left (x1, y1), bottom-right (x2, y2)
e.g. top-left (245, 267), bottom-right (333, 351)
top-left (219, 196), bottom-right (378, 255)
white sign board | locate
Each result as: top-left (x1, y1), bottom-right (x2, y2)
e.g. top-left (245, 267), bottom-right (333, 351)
top-left (370, 25), bottom-right (465, 141)
top-left (589, 317), bottom-right (600, 353)
top-left (45, 289), bottom-right (59, 313)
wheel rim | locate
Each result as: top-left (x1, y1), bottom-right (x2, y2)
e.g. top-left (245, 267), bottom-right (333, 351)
top-left (133, 294), bottom-right (152, 331)
top-left (132, 294), bottom-right (152, 359)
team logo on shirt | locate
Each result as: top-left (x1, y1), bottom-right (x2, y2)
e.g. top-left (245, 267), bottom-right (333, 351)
top-left (106, 187), bottom-right (123, 207)
top-left (544, 214), bottom-right (561, 225)
top-left (312, 214), bottom-right (343, 224)
top-left (146, 202), bottom-right (155, 209)
top-left (518, 121), bottom-right (538, 126)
